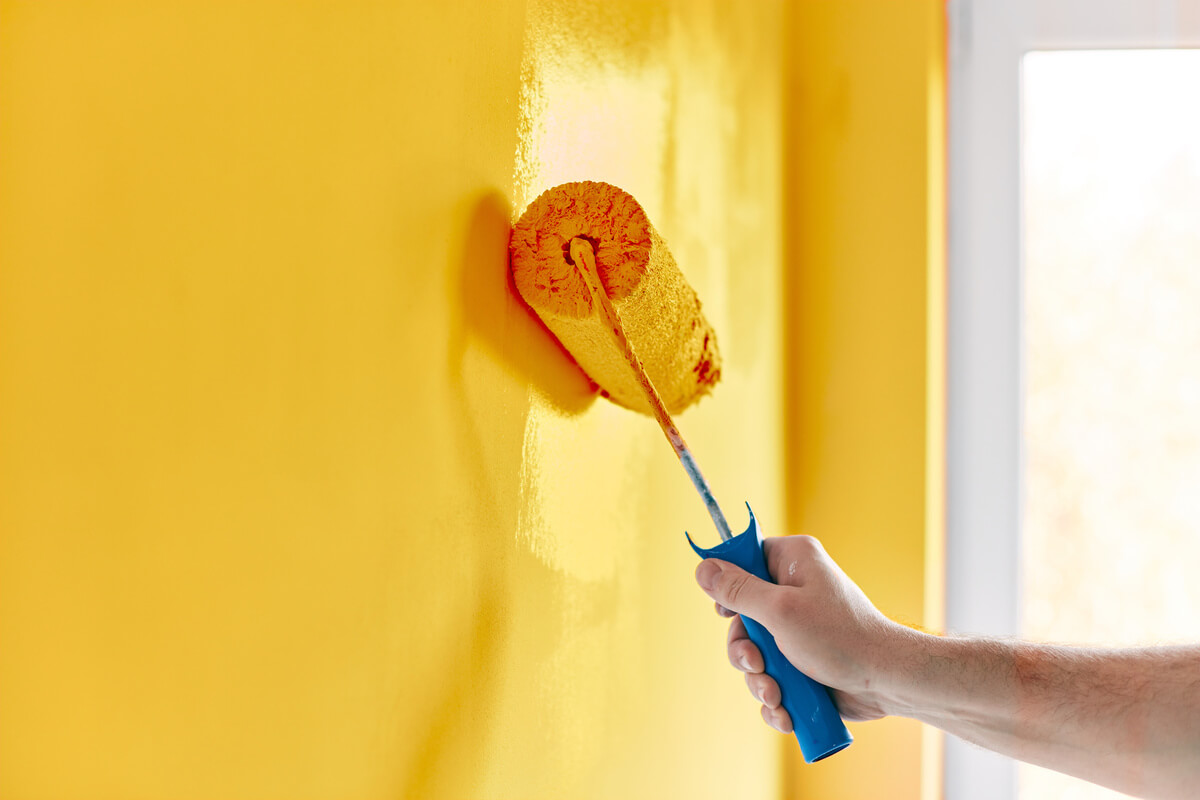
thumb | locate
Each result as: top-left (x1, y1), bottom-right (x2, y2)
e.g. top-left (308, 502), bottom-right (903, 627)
top-left (695, 558), bottom-right (781, 625)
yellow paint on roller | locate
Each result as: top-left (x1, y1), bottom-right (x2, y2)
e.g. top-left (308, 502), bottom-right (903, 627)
top-left (509, 181), bottom-right (721, 415)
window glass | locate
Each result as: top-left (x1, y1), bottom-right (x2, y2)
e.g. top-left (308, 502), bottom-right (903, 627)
top-left (1021, 49), bottom-right (1200, 800)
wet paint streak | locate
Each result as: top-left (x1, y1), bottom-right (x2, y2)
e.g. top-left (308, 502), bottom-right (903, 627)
top-left (492, 0), bottom-right (790, 797)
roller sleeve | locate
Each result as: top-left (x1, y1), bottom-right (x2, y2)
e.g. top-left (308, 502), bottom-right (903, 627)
top-left (509, 181), bottom-right (720, 415)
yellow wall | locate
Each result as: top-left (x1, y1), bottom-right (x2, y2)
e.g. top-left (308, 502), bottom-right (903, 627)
top-left (1, 2), bottom-right (790, 799)
top-left (784, 2), bottom-right (946, 799)
top-left (1, 2), bottom-right (945, 798)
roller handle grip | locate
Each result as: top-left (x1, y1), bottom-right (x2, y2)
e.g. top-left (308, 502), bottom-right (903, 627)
top-left (687, 506), bottom-right (853, 763)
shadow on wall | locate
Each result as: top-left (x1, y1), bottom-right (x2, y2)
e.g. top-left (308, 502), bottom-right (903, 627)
top-left (459, 191), bottom-right (597, 415)
top-left (400, 190), bottom-right (599, 798)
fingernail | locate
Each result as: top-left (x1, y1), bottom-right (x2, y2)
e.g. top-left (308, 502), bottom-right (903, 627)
top-left (740, 654), bottom-right (752, 671)
top-left (696, 560), bottom-right (721, 591)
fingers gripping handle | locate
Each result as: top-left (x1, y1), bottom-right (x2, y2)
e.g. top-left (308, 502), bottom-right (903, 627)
top-left (687, 506), bottom-right (853, 763)
top-left (740, 617), bottom-right (852, 763)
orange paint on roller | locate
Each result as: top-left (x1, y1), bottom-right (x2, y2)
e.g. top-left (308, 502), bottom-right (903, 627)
top-left (509, 181), bottom-right (731, 539)
top-left (509, 181), bottom-right (721, 416)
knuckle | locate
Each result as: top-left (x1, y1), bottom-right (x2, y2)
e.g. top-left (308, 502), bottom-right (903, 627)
top-left (765, 588), bottom-right (796, 623)
top-left (746, 673), bottom-right (780, 707)
top-left (767, 535), bottom-right (828, 585)
top-left (728, 640), bottom-right (753, 671)
top-left (792, 534), bottom-right (823, 557)
top-left (761, 704), bottom-right (792, 734)
top-left (723, 571), bottom-right (750, 607)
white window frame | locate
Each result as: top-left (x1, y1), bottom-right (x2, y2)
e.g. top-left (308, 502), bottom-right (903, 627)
top-left (945, 2), bottom-right (1200, 798)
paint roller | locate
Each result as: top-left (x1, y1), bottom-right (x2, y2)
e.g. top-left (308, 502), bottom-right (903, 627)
top-left (509, 181), bottom-right (853, 763)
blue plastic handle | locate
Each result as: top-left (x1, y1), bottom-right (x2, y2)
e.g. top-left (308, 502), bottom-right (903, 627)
top-left (687, 505), bottom-right (853, 763)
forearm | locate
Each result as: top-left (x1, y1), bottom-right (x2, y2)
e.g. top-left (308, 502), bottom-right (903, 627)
top-left (882, 632), bottom-right (1200, 799)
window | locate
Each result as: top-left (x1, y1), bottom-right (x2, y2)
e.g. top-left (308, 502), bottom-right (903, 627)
top-left (948, 3), bottom-right (1200, 799)
top-left (1021, 48), bottom-right (1200, 800)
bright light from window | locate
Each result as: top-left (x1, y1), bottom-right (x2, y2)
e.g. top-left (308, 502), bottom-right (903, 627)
top-left (1022, 49), bottom-right (1200, 800)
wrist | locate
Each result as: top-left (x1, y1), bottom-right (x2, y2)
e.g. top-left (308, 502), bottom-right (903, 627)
top-left (835, 621), bottom-right (936, 719)
top-left (871, 627), bottom-right (969, 721)
top-left (878, 626), bottom-right (928, 718)
top-left (877, 631), bottom-right (1020, 728)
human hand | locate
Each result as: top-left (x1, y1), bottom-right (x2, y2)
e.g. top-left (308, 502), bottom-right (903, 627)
top-left (694, 535), bottom-right (911, 732)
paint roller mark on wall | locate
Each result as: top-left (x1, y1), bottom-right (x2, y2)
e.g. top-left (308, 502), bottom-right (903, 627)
top-left (516, 391), bottom-right (644, 581)
top-left (508, 0), bottom-right (671, 214)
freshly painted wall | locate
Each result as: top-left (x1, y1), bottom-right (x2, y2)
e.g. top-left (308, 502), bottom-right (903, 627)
top-left (1, 2), bottom-right (789, 799)
top-left (1, 2), bottom-right (945, 798)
